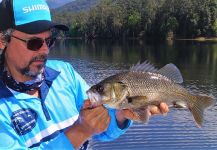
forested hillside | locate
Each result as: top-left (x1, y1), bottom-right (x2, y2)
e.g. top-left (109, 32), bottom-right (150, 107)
top-left (52, 0), bottom-right (217, 39)
top-left (54, 0), bottom-right (101, 12)
top-left (46, 0), bottom-right (74, 9)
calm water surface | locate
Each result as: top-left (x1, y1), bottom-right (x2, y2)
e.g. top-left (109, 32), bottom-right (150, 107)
top-left (50, 40), bottom-right (217, 150)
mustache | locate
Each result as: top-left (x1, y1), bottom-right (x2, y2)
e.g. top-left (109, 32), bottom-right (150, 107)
top-left (29, 54), bottom-right (48, 64)
top-left (20, 54), bottom-right (48, 77)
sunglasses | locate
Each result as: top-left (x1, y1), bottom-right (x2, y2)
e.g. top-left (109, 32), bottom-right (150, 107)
top-left (11, 35), bottom-right (56, 51)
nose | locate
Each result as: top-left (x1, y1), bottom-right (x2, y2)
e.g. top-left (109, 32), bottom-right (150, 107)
top-left (39, 41), bottom-right (49, 54)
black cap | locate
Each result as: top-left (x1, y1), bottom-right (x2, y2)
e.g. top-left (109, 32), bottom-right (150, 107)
top-left (0, 0), bottom-right (69, 34)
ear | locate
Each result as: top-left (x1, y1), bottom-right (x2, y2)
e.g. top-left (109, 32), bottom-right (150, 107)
top-left (0, 33), bottom-right (3, 49)
top-left (0, 33), bottom-right (8, 50)
top-left (0, 33), bottom-right (4, 49)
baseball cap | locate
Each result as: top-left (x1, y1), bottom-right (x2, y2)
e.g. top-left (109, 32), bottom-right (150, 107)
top-left (0, 0), bottom-right (69, 34)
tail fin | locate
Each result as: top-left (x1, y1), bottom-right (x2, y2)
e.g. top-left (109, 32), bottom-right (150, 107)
top-left (189, 94), bottom-right (216, 127)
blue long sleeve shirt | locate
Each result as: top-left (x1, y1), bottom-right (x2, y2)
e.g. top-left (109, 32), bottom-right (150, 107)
top-left (0, 60), bottom-right (131, 149)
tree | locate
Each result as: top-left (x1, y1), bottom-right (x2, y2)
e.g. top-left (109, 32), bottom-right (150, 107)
top-left (212, 19), bottom-right (217, 35)
top-left (52, 0), bottom-right (217, 39)
top-left (128, 12), bottom-right (141, 37)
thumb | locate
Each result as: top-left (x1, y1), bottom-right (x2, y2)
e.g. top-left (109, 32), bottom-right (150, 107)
top-left (82, 99), bottom-right (92, 109)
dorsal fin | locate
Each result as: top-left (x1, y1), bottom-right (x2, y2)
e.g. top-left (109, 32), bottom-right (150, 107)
top-left (130, 61), bottom-right (183, 83)
top-left (130, 61), bottom-right (158, 72)
top-left (156, 63), bottom-right (183, 83)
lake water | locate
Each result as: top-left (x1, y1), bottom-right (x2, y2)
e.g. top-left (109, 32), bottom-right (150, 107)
top-left (50, 39), bottom-right (217, 150)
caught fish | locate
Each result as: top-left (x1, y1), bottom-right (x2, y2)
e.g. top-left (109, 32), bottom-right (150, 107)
top-left (87, 61), bottom-right (216, 127)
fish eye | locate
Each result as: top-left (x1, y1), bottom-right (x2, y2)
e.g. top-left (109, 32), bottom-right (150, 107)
top-left (96, 85), bottom-right (104, 93)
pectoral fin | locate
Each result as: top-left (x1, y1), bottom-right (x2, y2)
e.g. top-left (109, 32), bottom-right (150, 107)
top-left (122, 96), bottom-right (149, 123)
top-left (133, 108), bottom-right (151, 123)
top-left (126, 96), bottom-right (148, 107)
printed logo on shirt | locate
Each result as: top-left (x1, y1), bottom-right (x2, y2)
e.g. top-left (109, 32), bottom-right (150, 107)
top-left (11, 108), bottom-right (38, 135)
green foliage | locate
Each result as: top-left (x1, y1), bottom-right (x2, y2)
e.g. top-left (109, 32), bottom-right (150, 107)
top-left (128, 12), bottom-right (141, 27)
top-left (53, 0), bottom-right (217, 39)
top-left (160, 16), bottom-right (178, 35)
top-left (128, 12), bottom-right (141, 37)
top-left (212, 19), bottom-right (217, 35)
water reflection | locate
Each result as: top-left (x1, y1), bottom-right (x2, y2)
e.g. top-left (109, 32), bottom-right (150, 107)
top-left (50, 40), bottom-right (217, 150)
top-left (50, 39), bottom-right (217, 82)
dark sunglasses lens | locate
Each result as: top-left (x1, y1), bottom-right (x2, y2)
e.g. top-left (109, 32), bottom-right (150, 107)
top-left (46, 37), bottom-right (56, 48)
top-left (27, 38), bottom-right (43, 51)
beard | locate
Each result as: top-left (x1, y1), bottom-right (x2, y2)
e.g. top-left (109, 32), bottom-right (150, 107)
top-left (20, 54), bottom-right (48, 78)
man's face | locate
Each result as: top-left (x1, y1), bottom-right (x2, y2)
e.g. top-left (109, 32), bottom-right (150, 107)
top-left (5, 30), bottom-right (51, 80)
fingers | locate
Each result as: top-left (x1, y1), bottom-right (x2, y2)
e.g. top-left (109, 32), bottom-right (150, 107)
top-left (81, 105), bottom-right (105, 121)
top-left (149, 102), bottom-right (169, 115)
top-left (160, 102), bottom-right (169, 114)
top-left (149, 105), bottom-right (161, 115)
top-left (116, 102), bottom-right (170, 123)
top-left (96, 110), bottom-right (110, 133)
top-left (92, 106), bottom-right (108, 121)
top-left (79, 105), bottom-right (110, 135)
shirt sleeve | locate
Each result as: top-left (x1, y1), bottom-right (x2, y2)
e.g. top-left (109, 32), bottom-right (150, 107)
top-left (93, 109), bottom-right (133, 141)
top-left (65, 62), bottom-right (89, 111)
top-left (37, 132), bottom-right (75, 150)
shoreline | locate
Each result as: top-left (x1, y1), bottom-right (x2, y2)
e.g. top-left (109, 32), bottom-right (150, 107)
top-left (60, 36), bottom-right (217, 42)
top-left (175, 37), bottom-right (217, 42)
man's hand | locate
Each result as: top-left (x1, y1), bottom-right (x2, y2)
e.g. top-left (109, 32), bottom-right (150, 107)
top-left (78, 103), bottom-right (110, 136)
top-left (65, 100), bottom-right (110, 149)
top-left (115, 103), bottom-right (169, 127)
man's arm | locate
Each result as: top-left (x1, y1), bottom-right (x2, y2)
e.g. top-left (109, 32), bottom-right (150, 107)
top-left (65, 102), bottom-right (169, 149)
top-left (116, 102), bottom-right (169, 126)
top-left (65, 105), bottom-right (110, 149)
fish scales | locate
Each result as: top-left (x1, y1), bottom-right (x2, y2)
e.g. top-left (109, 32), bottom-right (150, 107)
top-left (87, 61), bottom-right (216, 127)
top-left (110, 72), bottom-right (189, 107)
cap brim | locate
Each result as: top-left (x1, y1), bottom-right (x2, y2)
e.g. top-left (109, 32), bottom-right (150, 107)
top-left (15, 20), bottom-right (69, 34)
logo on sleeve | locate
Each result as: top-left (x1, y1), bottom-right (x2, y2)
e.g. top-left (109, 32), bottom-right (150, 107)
top-left (11, 108), bottom-right (37, 135)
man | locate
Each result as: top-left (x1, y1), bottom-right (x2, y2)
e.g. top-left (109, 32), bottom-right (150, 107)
top-left (0, 0), bottom-right (169, 149)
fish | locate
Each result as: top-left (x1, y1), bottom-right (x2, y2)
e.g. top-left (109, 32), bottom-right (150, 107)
top-left (86, 61), bottom-right (216, 127)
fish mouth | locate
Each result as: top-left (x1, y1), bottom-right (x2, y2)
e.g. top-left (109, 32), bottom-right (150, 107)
top-left (87, 91), bottom-right (112, 107)
top-left (87, 91), bottom-right (103, 107)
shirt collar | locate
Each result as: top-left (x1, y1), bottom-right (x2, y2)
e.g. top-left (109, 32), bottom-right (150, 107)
top-left (1, 66), bottom-right (61, 99)
top-left (44, 66), bottom-right (61, 82)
